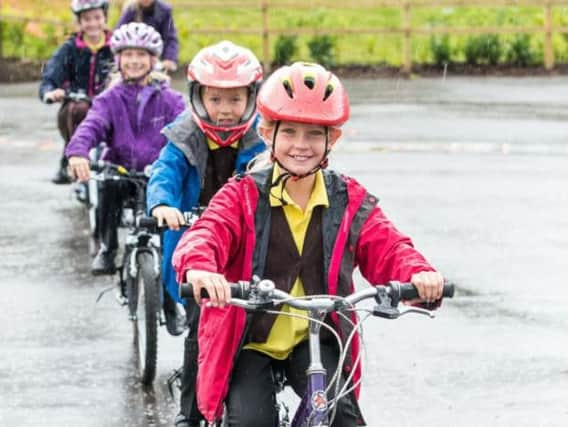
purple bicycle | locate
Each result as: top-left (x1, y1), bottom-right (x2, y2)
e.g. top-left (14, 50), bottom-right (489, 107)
top-left (180, 278), bottom-right (454, 427)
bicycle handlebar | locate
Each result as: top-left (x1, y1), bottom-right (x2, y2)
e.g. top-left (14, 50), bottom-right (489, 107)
top-left (179, 280), bottom-right (454, 313)
top-left (397, 282), bottom-right (454, 300)
top-left (89, 160), bottom-right (149, 180)
top-left (181, 281), bottom-right (251, 300)
top-left (136, 211), bottom-right (202, 230)
top-left (44, 91), bottom-right (91, 105)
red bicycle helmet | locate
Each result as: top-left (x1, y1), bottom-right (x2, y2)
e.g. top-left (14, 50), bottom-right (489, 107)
top-left (256, 62), bottom-right (349, 127)
top-left (187, 40), bottom-right (263, 147)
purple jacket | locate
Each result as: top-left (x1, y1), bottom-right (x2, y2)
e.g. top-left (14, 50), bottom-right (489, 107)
top-left (116, 0), bottom-right (179, 63)
top-left (65, 79), bottom-right (186, 171)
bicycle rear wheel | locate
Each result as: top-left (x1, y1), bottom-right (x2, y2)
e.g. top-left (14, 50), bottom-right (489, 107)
top-left (127, 251), bottom-right (160, 385)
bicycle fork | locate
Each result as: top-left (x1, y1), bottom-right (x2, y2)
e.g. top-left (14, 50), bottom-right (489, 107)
top-left (125, 245), bottom-right (162, 321)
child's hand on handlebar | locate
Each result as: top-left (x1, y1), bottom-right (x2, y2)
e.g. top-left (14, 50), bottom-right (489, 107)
top-left (68, 156), bottom-right (91, 182)
top-left (44, 89), bottom-right (66, 103)
top-left (152, 205), bottom-right (186, 230)
top-left (410, 271), bottom-right (444, 304)
top-left (186, 269), bottom-right (231, 308)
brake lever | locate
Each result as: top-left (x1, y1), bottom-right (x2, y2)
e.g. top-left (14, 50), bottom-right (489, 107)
top-left (398, 305), bottom-right (436, 318)
top-left (241, 277), bottom-right (275, 310)
top-left (372, 305), bottom-right (400, 319)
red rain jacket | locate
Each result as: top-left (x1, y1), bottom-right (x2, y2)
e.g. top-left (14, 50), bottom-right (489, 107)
top-left (173, 169), bottom-right (436, 422)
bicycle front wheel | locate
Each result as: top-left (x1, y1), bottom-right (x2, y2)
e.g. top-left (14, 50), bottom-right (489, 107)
top-left (130, 251), bottom-right (160, 385)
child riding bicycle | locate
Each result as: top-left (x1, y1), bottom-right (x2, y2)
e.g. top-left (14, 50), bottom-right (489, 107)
top-left (116, 0), bottom-right (179, 73)
top-left (65, 22), bottom-right (185, 276)
top-left (145, 40), bottom-right (264, 426)
top-left (172, 62), bottom-right (446, 426)
top-left (39, 0), bottom-right (114, 184)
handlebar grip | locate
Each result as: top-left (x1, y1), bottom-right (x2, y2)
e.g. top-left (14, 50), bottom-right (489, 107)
top-left (398, 283), bottom-right (454, 301)
top-left (179, 282), bottom-right (249, 299)
top-left (89, 161), bottom-right (133, 177)
top-left (180, 284), bottom-right (206, 299)
top-left (137, 216), bottom-right (158, 229)
top-left (138, 213), bottom-right (198, 231)
top-left (443, 284), bottom-right (455, 298)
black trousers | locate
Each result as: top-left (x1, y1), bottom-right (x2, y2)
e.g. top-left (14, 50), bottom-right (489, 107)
top-left (179, 300), bottom-right (205, 423)
top-left (226, 341), bottom-right (360, 427)
top-left (96, 180), bottom-right (136, 252)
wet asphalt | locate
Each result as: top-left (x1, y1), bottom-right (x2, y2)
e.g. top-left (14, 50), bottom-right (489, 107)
top-left (1, 76), bottom-right (567, 426)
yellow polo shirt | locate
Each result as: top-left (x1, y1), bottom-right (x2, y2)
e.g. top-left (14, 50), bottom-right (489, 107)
top-left (84, 36), bottom-right (106, 53)
top-left (245, 165), bottom-right (329, 360)
top-left (207, 138), bottom-right (238, 150)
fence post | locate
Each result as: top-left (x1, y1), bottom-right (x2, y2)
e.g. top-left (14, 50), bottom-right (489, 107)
top-left (544, 1), bottom-right (554, 70)
top-left (402, 1), bottom-right (412, 74)
top-left (261, 0), bottom-right (270, 73)
top-left (0, 0), bottom-right (3, 59)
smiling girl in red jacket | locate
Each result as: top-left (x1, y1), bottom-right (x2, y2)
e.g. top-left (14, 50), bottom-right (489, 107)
top-left (172, 62), bottom-right (445, 426)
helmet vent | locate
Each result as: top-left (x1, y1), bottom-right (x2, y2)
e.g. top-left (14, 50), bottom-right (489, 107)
top-left (323, 84), bottom-right (334, 101)
top-left (282, 80), bottom-right (294, 99)
top-left (304, 76), bottom-right (315, 90)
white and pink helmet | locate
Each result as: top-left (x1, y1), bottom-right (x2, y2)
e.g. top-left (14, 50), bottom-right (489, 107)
top-left (187, 40), bottom-right (263, 147)
top-left (110, 23), bottom-right (163, 58)
top-left (71, 0), bottom-right (109, 16)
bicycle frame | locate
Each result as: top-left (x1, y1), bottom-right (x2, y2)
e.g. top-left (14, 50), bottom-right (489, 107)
top-left (291, 309), bottom-right (331, 427)
top-left (88, 161), bottom-right (162, 303)
top-left (124, 235), bottom-right (161, 286)
top-left (90, 161), bottom-right (210, 385)
top-left (118, 174), bottom-right (162, 303)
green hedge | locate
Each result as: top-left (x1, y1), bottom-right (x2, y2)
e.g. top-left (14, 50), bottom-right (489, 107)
top-left (2, 4), bottom-right (568, 67)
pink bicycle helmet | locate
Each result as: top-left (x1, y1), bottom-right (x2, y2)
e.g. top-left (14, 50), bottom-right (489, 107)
top-left (71, 0), bottom-right (109, 16)
top-left (187, 40), bottom-right (263, 147)
top-left (257, 62), bottom-right (350, 180)
top-left (110, 23), bottom-right (163, 58)
top-left (257, 62), bottom-right (350, 127)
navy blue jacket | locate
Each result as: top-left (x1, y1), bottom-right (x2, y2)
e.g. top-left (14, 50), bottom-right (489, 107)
top-left (147, 112), bottom-right (265, 302)
top-left (39, 32), bottom-right (114, 100)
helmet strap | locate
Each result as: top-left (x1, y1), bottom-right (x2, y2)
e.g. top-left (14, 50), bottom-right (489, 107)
top-left (269, 121), bottom-right (330, 206)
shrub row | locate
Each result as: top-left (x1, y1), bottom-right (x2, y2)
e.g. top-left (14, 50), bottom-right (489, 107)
top-left (0, 19), bottom-right (561, 68)
top-left (430, 33), bottom-right (537, 67)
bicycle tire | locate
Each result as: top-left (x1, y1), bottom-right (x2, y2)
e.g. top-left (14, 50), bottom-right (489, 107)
top-left (87, 208), bottom-right (99, 257)
top-left (85, 183), bottom-right (99, 257)
top-left (131, 251), bottom-right (160, 385)
top-left (125, 252), bottom-right (138, 318)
